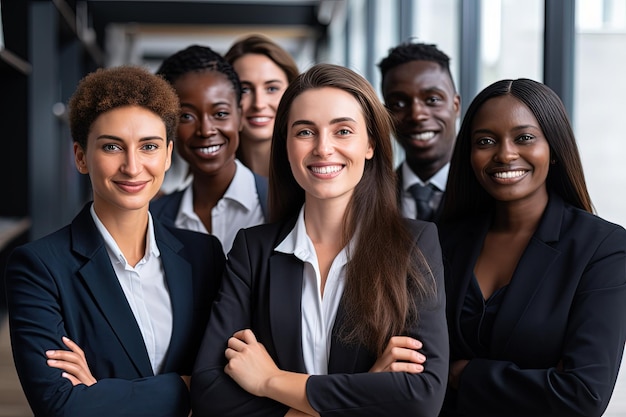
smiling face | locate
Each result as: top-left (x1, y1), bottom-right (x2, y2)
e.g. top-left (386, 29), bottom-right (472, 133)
top-left (286, 87), bottom-right (374, 207)
top-left (470, 95), bottom-right (551, 204)
top-left (74, 105), bottom-right (172, 215)
top-left (232, 53), bottom-right (289, 144)
top-left (382, 60), bottom-right (459, 179)
top-left (173, 70), bottom-right (241, 179)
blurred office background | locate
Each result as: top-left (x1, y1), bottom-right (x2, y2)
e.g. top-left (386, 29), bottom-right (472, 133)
top-left (0, 0), bottom-right (624, 415)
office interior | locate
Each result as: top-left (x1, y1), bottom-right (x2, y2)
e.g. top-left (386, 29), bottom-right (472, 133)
top-left (0, 1), bottom-right (625, 416)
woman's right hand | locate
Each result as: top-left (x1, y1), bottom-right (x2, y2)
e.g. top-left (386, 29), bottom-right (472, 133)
top-left (46, 336), bottom-right (97, 386)
top-left (369, 336), bottom-right (425, 374)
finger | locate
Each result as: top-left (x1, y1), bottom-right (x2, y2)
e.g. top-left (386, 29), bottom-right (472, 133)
top-left (227, 336), bottom-right (248, 351)
top-left (47, 359), bottom-right (84, 375)
top-left (46, 350), bottom-right (83, 363)
top-left (62, 336), bottom-right (85, 356)
top-left (388, 362), bottom-right (424, 374)
top-left (388, 347), bottom-right (426, 364)
top-left (61, 372), bottom-right (82, 386)
top-left (386, 336), bottom-right (423, 350)
top-left (232, 329), bottom-right (258, 344)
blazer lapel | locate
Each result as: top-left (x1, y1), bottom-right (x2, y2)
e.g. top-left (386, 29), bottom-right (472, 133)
top-left (490, 195), bottom-right (563, 355)
top-left (269, 252), bottom-right (307, 373)
top-left (72, 205), bottom-right (154, 377)
top-left (327, 301), bottom-right (363, 373)
top-left (154, 223), bottom-right (193, 372)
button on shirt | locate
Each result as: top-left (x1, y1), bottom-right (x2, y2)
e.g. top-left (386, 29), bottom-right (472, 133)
top-left (174, 159), bottom-right (265, 255)
top-left (400, 161), bottom-right (448, 219)
top-left (275, 206), bottom-right (349, 375)
top-left (90, 205), bottom-right (172, 375)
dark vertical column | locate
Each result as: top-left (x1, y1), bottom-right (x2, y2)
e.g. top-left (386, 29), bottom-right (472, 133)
top-left (543, 0), bottom-right (575, 118)
top-left (459, 0), bottom-right (481, 117)
top-left (29, 1), bottom-right (62, 239)
top-left (398, 0), bottom-right (413, 42)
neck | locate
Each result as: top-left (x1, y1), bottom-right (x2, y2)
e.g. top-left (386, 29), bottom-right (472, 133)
top-left (93, 203), bottom-right (149, 266)
top-left (191, 158), bottom-right (237, 205)
top-left (239, 138), bottom-right (271, 177)
top-left (491, 189), bottom-right (549, 233)
top-left (302, 197), bottom-right (348, 248)
top-left (406, 155), bottom-right (449, 182)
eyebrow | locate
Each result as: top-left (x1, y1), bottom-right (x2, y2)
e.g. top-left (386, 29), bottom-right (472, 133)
top-left (291, 117), bottom-right (357, 128)
top-left (472, 125), bottom-right (539, 135)
top-left (95, 135), bottom-right (165, 142)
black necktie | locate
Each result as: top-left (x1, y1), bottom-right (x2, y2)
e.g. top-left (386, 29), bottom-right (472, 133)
top-left (408, 183), bottom-right (435, 221)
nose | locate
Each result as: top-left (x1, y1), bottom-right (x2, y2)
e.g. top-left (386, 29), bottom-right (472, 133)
top-left (121, 149), bottom-right (141, 176)
top-left (197, 115), bottom-right (217, 137)
top-left (494, 139), bottom-right (518, 163)
top-left (410, 99), bottom-right (429, 122)
top-left (251, 89), bottom-right (266, 110)
top-left (313, 131), bottom-right (334, 157)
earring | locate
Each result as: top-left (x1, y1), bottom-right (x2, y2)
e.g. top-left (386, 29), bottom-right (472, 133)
top-left (550, 159), bottom-right (557, 165)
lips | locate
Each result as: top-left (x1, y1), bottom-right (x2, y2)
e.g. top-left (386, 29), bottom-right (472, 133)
top-left (114, 180), bottom-right (149, 193)
top-left (492, 170), bottom-right (527, 179)
top-left (247, 116), bottom-right (272, 127)
top-left (408, 131), bottom-right (436, 141)
top-left (309, 164), bottom-right (343, 175)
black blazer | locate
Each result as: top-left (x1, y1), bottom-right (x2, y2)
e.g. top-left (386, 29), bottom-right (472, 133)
top-left (5, 204), bottom-right (225, 417)
top-left (191, 217), bottom-right (449, 417)
top-left (439, 194), bottom-right (626, 417)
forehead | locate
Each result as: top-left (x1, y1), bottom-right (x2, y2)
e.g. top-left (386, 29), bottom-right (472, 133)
top-left (89, 105), bottom-right (166, 138)
top-left (288, 87), bottom-right (364, 122)
top-left (472, 95), bottom-right (542, 132)
top-left (382, 60), bottom-right (455, 94)
top-left (233, 53), bottom-right (287, 80)
top-left (174, 70), bottom-right (237, 100)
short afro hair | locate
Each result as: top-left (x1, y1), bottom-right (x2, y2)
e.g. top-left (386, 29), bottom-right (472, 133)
top-left (69, 66), bottom-right (180, 149)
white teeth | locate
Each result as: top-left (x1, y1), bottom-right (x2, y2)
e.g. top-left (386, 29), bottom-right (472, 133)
top-left (250, 117), bottom-right (270, 123)
top-left (493, 170), bottom-right (526, 179)
top-left (310, 165), bottom-right (342, 174)
top-left (410, 131), bottom-right (435, 141)
top-left (198, 145), bottom-right (222, 154)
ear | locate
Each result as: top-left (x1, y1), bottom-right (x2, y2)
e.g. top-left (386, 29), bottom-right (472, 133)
top-left (453, 94), bottom-right (461, 117)
top-left (365, 139), bottom-right (375, 160)
top-left (164, 141), bottom-right (173, 172)
top-left (73, 142), bottom-right (88, 174)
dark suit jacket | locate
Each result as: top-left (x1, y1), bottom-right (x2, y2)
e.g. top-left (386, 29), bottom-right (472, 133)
top-left (439, 194), bottom-right (626, 417)
top-left (5, 203), bottom-right (225, 417)
top-left (191, 217), bottom-right (449, 417)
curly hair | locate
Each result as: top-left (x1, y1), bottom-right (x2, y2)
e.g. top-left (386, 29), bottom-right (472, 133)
top-left (225, 34), bottom-right (299, 83)
top-left (378, 41), bottom-right (456, 91)
top-left (156, 45), bottom-right (242, 104)
top-left (68, 66), bottom-right (180, 149)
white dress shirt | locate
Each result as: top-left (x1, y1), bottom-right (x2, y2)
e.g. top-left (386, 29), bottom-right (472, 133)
top-left (174, 159), bottom-right (265, 255)
top-left (400, 161), bottom-right (448, 219)
top-left (275, 206), bottom-right (349, 375)
top-left (90, 205), bottom-right (172, 375)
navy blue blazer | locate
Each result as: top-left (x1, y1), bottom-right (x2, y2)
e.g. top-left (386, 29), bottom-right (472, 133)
top-left (439, 194), bottom-right (626, 417)
top-left (5, 204), bottom-right (225, 417)
top-left (191, 217), bottom-right (449, 417)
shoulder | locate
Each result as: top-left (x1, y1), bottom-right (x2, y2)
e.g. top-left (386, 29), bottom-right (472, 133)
top-left (150, 190), bottom-right (184, 217)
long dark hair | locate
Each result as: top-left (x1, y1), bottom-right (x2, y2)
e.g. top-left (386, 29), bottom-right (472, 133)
top-left (270, 63), bottom-right (436, 354)
top-left (442, 78), bottom-right (593, 223)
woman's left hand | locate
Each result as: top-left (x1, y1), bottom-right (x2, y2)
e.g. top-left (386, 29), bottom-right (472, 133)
top-left (224, 329), bottom-right (282, 397)
top-left (46, 336), bottom-right (97, 386)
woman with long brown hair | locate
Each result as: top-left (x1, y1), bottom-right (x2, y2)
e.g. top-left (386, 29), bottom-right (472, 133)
top-left (190, 63), bottom-right (448, 417)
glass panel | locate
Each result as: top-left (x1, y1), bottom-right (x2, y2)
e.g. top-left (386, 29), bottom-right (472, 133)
top-left (478, 0), bottom-right (543, 90)
top-left (574, 0), bottom-right (626, 227)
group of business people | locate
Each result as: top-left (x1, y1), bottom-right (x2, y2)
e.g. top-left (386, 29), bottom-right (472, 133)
top-left (4, 33), bottom-right (625, 417)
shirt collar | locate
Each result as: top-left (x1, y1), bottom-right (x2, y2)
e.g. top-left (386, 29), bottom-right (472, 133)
top-left (275, 205), bottom-right (351, 267)
top-left (402, 160), bottom-right (449, 192)
top-left (90, 203), bottom-right (160, 266)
